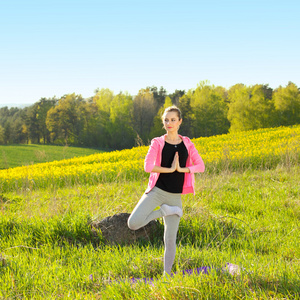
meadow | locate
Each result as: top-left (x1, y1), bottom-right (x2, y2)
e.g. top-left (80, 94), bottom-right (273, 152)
top-left (0, 125), bottom-right (299, 299)
top-left (0, 144), bottom-right (104, 169)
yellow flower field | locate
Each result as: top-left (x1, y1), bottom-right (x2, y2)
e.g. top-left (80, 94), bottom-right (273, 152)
top-left (0, 125), bottom-right (299, 192)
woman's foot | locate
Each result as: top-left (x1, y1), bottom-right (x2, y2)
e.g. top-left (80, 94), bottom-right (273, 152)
top-left (162, 270), bottom-right (172, 279)
top-left (161, 204), bottom-right (183, 218)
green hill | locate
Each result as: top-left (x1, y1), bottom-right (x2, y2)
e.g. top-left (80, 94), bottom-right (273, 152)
top-left (0, 144), bottom-right (105, 169)
top-left (0, 127), bottom-right (299, 298)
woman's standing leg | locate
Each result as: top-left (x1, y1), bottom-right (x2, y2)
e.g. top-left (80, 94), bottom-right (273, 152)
top-left (163, 214), bottom-right (181, 275)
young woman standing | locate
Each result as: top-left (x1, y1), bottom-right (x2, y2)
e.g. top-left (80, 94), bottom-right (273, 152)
top-left (128, 106), bottom-right (205, 276)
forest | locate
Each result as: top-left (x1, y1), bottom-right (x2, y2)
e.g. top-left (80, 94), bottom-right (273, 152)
top-left (0, 81), bottom-right (299, 150)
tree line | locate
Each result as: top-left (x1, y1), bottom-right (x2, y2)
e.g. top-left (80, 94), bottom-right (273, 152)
top-left (0, 81), bottom-right (299, 150)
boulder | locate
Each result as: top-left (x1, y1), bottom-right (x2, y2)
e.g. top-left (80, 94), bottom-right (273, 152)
top-left (91, 213), bottom-right (163, 245)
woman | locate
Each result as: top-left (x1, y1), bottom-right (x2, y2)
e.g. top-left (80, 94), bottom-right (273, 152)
top-left (127, 105), bottom-right (205, 276)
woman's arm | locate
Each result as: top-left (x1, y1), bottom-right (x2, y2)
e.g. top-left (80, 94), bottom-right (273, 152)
top-left (177, 166), bottom-right (190, 173)
top-left (175, 139), bottom-right (205, 173)
top-left (144, 139), bottom-right (159, 173)
top-left (145, 139), bottom-right (178, 173)
top-left (188, 142), bottom-right (205, 173)
top-left (151, 165), bottom-right (176, 173)
top-left (151, 149), bottom-right (177, 173)
top-left (145, 138), bottom-right (177, 173)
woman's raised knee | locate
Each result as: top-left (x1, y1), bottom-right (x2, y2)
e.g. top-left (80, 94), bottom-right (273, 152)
top-left (127, 215), bottom-right (141, 231)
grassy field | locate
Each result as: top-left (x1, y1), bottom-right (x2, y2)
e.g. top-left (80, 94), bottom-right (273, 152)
top-left (0, 126), bottom-right (299, 299)
top-left (0, 144), bottom-right (105, 169)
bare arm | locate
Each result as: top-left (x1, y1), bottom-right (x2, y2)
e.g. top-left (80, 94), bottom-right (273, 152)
top-left (151, 165), bottom-right (175, 173)
top-left (177, 166), bottom-right (190, 173)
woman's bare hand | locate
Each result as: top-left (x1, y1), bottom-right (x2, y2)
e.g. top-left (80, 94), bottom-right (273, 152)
top-left (171, 153), bottom-right (177, 172)
top-left (174, 152), bottom-right (181, 172)
top-left (171, 152), bottom-right (180, 172)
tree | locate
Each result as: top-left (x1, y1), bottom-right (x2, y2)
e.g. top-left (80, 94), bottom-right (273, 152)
top-left (273, 82), bottom-right (300, 126)
top-left (3, 122), bottom-right (11, 144)
top-left (147, 86), bottom-right (167, 110)
top-left (133, 88), bottom-right (156, 144)
top-left (178, 91), bottom-right (193, 137)
top-left (227, 84), bottom-right (275, 132)
top-left (169, 89), bottom-right (185, 106)
top-left (191, 82), bottom-right (230, 137)
top-left (25, 98), bottom-right (57, 144)
top-left (36, 98), bottom-right (57, 144)
top-left (150, 96), bottom-right (173, 139)
top-left (0, 107), bottom-right (24, 144)
top-left (26, 105), bottom-right (41, 143)
top-left (108, 93), bottom-right (135, 149)
top-left (21, 124), bottom-right (29, 144)
top-left (0, 125), bottom-right (4, 144)
top-left (93, 88), bottom-right (114, 113)
top-left (92, 88), bottom-right (115, 147)
top-left (77, 100), bottom-right (101, 147)
top-left (10, 119), bottom-right (27, 144)
top-left (0, 107), bottom-right (10, 128)
top-left (250, 84), bottom-right (275, 129)
top-left (0, 107), bottom-right (20, 127)
top-left (46, 94), bottom-right (84, 145)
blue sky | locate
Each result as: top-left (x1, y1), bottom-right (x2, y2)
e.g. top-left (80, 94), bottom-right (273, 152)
top-left (0, 0), bottom-right (299, 107)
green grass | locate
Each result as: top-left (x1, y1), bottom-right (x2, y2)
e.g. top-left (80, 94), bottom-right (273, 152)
top-left (0, 144), bottom-right (105, 169)
top-left (1, 165), bottom-right (299, 299)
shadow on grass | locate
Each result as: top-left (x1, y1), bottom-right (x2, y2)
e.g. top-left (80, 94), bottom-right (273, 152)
top-left (0, 209), bottom-right (291, 260)
top-left (177, 211), bottom-right (251, 251)
top-left (0, 213), bottom-right (165, 250)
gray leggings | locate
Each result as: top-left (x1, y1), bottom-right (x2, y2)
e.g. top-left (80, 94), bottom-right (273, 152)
top-left (127, 186), bottom-right (182, 274)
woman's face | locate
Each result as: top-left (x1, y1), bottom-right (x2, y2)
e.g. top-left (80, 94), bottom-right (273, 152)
top-left (163, 111), bottom-right (182, 133)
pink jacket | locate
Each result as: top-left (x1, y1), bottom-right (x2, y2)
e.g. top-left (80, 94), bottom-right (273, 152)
top-left (144, 134), bottom-right (205, 194)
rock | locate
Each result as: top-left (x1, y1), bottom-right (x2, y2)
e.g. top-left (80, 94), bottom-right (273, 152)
top-left (91, 213), bottom-right (163, 245)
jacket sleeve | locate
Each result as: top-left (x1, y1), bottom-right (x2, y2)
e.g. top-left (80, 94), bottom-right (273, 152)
top-left (187, 141), bottom-right (205, 173)
top-left (144, 138), bottom-right (159, 173)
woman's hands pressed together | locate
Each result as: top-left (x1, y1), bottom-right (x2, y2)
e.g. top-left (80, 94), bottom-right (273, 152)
top-left (151, 152), bottom-right (190, 174)
top-left (171, 152), bottom-right (190, 173)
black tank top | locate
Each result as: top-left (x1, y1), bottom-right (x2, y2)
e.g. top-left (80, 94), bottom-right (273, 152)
top-left (155, 141), bottom-right (188, 193)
